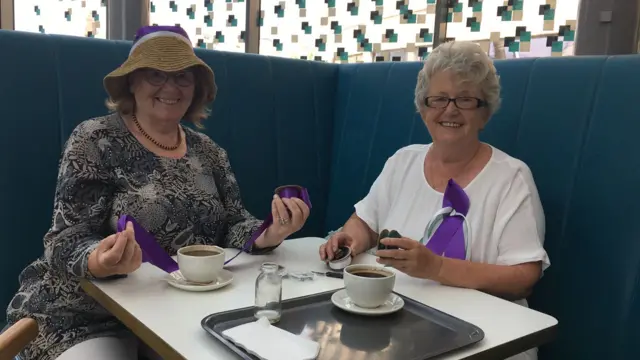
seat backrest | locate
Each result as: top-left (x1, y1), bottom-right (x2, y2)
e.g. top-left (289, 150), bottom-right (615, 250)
top-left (0, 30), bottom-right (337, 313)
top-left (326, 55), bottom-right (640, 359)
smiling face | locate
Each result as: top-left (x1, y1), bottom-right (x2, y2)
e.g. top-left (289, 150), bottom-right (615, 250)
top-left (129, 68), bottom-right (195, 123)
top-left (420, 70), bottom-right (489, 145)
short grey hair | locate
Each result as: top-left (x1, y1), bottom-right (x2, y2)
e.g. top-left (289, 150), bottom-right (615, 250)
top-left (414, 41), bottom-right (501, 116)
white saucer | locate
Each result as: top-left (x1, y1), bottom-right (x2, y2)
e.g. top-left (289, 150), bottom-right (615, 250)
top-left (165, 269), bottom-right (233, 292)
top-left (331, 289), bottom-right (404, 316)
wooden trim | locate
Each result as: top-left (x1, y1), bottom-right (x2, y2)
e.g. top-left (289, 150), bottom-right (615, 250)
top-left (0, 318), bottom-right (38, 360)
top-left (245, 0), bottom-right (261, 53)
top-left (80, 279), bottom-right (186, 360)
top-left (0, 0), bottom-right (14, 30)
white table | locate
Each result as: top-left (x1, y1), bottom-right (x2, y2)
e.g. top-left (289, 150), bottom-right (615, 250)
top-left (82, 237), bottom-right (557, 360)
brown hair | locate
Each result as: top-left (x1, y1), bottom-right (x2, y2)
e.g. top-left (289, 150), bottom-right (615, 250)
top-left (105, 67), bottom-right (215, 129)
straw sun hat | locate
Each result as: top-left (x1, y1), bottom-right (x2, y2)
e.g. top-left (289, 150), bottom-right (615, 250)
top-left (103, 25), bottom-right (217, 106)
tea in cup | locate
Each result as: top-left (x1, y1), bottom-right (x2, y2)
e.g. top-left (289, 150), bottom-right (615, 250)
top-left (343, 264), bottom-right (395, 308)
top-left (177, 245), bottom-right (225, 283)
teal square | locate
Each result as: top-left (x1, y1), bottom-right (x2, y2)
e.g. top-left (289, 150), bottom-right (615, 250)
top-left (207, 3), bottom-right (213, 11)
top-left (520, 31), bottom-right (531, 42)
top-left (502, 10), bottom-right (512, 21)
top-left (305, 26), bottom-right (312, 34)
top-left (508, 41), bottom-right (520, 52)
top-left (400, 5), bottom-right (408, 14)
top-left (171, 5), bottom-right (177, 12)
top-left (374, 15), bottom-right (382, 24)
top-left (276, 43), bottom-right (283, 51)
top-left (327, 0), bottom-right (335, 7)
top-left (471, 21), bottom-right (480, 32)
top-left (150, 4), bottom-right (155, 13)
top-left (427, 0), bottom-right (436, 3)
top-left (350, 6), bottom-right (358, 15)
top-left (257, 18), bottom-right (263, 26)
top-left (551, 41), bottom-right (563, 52)
top-left (206, 18), bottom-right (213, 27)
top-left (217, 35), bottom-right (225, 43)
top-left (318, 43), bottom-right (326, 51)
top-left (564, 29), bottom-right (575, 41)
top-left (364, 43), bottom-right (372, 52)
top-left (514, 1), bottom-right (523, 11)
top-left (390, 33), bottom-right (398, 42)
top-left (356, 33), bottom-right (364, 41)
top-left (376, 0), bottom-right (383, 5)
top-left (340, 52), bottom-right (348, 61)
top-left (472, 2), bottom-right (482, 12)
top-left (65, 14), bottom-right (71, 21)
top-left (230, 19), bottom-right (237, 26)
top-left (544, 9), bottom-right (555, 20)
top-left (446, 13), bottom-right (452, 22)
top-left (335, 25), bottom-right (342, 35)
top-left (226, 0), bottom-right (232, 3)
top-left (188, 13), bottom-right (194, 20)
top-left (93, 14), bottom-right (100, 21)
top-left (198, 42), bottom-right (206, 48)
top-left (408, 14), bottom-right (416, 23)
top-left (453, 2), bottom-right (462, 12)
top-left (423, 33), bottom-right (433, 42)
top-left (299, 0), bottom-right (306, 8)
top-left (277, 9), bottom-right (284, 17)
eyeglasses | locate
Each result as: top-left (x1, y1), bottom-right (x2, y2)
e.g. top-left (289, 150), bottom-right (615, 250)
top-left (425, 96), bottom-right (487, 110)
top-left (141, 69), bottom-right (195, 87)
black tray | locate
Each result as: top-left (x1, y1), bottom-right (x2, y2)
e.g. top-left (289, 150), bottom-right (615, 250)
top-left (202, 289), bottom-right (484, 360)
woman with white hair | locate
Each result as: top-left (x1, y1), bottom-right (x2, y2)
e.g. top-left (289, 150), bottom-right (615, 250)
top-left (319, 41), bottom-right (550, 360)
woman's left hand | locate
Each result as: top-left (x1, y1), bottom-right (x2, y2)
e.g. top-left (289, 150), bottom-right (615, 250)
top-left (268, 194), bottom-right (310, 240)
top-left (375, 237), bottom-right (443, 280)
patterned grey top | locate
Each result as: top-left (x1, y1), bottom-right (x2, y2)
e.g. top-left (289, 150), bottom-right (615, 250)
top-left (6, 113), bottom-right (274, 360)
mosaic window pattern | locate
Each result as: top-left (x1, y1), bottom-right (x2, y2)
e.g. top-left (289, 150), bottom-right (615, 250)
top-left (149, 0), bottom-right (247, 52)
top-left (258, 0), bottom-right (579, 62)
top-left (259, 0), bottom-right (438, 62)
top-left (14, 0), bottom-right (106, 38)
top-left (445, 0), bottom-right (578, 58)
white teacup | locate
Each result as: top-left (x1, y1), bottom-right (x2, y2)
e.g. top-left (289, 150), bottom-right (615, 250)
top-left (343, 264), bottom-right (396, 308)
top-left (177, 245), bottom-right (225, 283)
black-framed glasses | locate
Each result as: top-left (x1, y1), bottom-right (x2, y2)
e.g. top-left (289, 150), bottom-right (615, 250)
top-left (142, 69), bottom-right (195, 87)
top-left (425, 96), bottom-right (487, 110)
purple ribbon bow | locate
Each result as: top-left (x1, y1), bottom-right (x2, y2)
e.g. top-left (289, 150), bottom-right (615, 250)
top-left (117, 185), bottom-right (311, 273)
top-left (425, 179), bottom-right (469, 260)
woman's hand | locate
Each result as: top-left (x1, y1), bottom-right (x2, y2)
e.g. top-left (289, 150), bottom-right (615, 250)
top-left (319, 232), bottom-right (362, 261)
top-left (258, 195), bottom-right (310, 248)
top-left (375, 237), bottom-right (443, 280)
top-left (88, 221), bottom-right (143, 278)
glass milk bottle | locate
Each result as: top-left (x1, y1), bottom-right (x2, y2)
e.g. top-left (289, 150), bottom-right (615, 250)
top-left (254, 262), bottom-right (282, 323)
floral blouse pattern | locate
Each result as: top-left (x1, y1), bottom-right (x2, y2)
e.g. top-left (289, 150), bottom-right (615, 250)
top-left (6, 113), bottom-right (271, 360)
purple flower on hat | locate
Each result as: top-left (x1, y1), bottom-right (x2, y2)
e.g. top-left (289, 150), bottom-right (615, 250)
top-left (129, 25), bottom-right (192, 55)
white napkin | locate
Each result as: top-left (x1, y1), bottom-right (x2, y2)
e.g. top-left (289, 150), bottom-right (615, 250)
top-left (222, 316), bottom-right (320, 360)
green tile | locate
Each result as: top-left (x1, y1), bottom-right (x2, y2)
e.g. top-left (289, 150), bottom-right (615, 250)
top-left (335, 25), bottom-right (342, 34)
top-left (374, 15), bottom-right (382, 24)
top-left (305, 26), bottom-right (312, 34)
top-left (376, 0), bottom-right (383, 5)
top-left (150, 4), bottom-right (155, 13)
top-left (257, 18), bottom-right (263, 26)
top-left (520, 31), bottom-right (531, 42)
top-left (319, 43), bottom-right (326, 51)
top-left (276, 43), bottom-right (283, 51)
top-left (502, 10), bottom-right (512, 21)
top-left (390, 33), bottom-right (398, 42)
top-left (408, 14), bottom-right (417, 23)
top-left (427, 0), bottom-right (436, 4)
top-left (514, 0), bottom-right (523, 11)
top-left (565, 30), bottom-right (575, 41)
top-left (188, 12), bottom-right (194, 20)
top-left (298, 0), bottom-right (306, 8)
top-left (364, 43), bottom-right (372, 51)
top-left (508, 41), bottom-right (520, 52)
top-left (454, 2), bottom-right (463, 12)
top-left (350, 6), bottom-right (358, 15)
top-left (278, 9), bottom-right (284, 17)
top-left (471, 21), bottom-right (480, 32)
top-left (206, 3), bottom-right (212, 11)
top-left (551, 41), bottom-right (563, 52)
top-left (544, 8), bottom-right (555, 20)
top-left (327, 0), bottom-right (335, 7)
top-left (217, 35), bottom-right (225, 43)
top-left (340, 52), bottom-right (348, 61)
top-left (472, 2), bottom-right (482, 12)
top-left (424, 33), bottom-right (433, 42)
top-left (446, 13), bottom-right (452, 22)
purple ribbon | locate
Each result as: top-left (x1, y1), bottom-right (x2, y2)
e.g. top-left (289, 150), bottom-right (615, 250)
top-left (223, 185), bottom-right (312, 265)
top-left (116, 185), bottom-right (311, 273)
top-left (425, 179), bottom-right (469, 260)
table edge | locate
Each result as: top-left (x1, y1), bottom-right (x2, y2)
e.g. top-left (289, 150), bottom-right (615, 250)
top-left (460, 321), bottom-right (558, 359)
top-left (79, 279), bottom-right (186, 360)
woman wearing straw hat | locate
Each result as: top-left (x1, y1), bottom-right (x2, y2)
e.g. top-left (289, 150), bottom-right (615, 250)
top-left (5, 26), bottom-right (310, 360)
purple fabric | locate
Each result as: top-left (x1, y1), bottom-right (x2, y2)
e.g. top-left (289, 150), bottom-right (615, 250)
top-left (425, 179), bottom-right (469, 260)
top-left (133, 25), bottom-right (191, 43)
top-left (117, 185), bottom-right (312, 273)
top-left (117, 215), bottom-right (179, 273)
top-left (223, 185), bottom-right (312, 265)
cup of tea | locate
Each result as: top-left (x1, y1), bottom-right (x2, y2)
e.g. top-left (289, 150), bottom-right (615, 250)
top-left (177, 245), bottom-right (225, 283)
top-left (343, 264), bottom-right (395, 308)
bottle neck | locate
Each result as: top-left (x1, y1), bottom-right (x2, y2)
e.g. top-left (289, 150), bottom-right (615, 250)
top-left (260, 263), bottom-right (279, 274)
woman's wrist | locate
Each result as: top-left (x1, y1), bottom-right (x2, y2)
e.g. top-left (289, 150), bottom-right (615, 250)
top-left (254, 226), bottom-right (286, 248)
